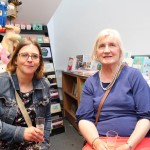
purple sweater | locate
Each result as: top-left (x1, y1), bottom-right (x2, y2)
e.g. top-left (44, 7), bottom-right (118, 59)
top-left (76, 66), bottom-right (150, 137)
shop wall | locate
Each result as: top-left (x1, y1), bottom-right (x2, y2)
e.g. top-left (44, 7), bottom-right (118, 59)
top-left (48, 0), bottom-right (150, 71)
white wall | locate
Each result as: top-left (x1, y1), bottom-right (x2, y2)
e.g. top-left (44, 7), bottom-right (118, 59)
top-left (48, 0), bottom-right (150, 71)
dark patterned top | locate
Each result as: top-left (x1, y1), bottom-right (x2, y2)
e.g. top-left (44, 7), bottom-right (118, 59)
top-left (0, 90), bottom-right (37, 150)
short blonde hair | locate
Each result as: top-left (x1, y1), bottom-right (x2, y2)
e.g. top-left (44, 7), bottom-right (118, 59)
top-left (6, 38), bottom-right (44, 79)
top-left (91, 29), bottom-right (124, 62)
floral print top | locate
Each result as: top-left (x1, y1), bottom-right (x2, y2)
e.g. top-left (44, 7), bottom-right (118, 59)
top-left (0, 90), bottom-right (37, 150)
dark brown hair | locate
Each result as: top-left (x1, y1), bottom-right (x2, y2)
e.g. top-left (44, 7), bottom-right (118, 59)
top-left (6, 38), bottom-right (44, 79)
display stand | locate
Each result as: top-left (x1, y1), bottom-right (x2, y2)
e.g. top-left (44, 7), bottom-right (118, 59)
top-left (62, 71), bottom-right (87, 130)
top-left (18, 25), bottom-right (65, 135)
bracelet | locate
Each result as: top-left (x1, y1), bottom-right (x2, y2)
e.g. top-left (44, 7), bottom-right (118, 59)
top-left (92, 137), bottom-right (99, 148)
top-left (126, 142), bottom-right (132, 150)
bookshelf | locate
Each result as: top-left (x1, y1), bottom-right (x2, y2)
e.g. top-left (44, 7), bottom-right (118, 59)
top-left (62, 71), bottom-right (87, 130)
top-left (19, 25), bottom-right (65, 135)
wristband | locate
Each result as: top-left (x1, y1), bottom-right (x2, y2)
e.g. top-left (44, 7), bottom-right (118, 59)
top-left (126, 142), bottom-right (132, 150)
top-left (92, 137), bottom-right (99, 148)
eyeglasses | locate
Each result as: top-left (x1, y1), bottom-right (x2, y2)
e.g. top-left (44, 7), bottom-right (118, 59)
top-left (18, 52), bottom-right (41, 61)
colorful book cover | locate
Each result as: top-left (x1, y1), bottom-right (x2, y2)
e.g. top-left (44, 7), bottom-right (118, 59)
top-left (44, 61), bottom-right (54, 72)
top-left (37, 36), bottom-right (43, 43)
top-left (75, 54), bottom-right (91, 70)
top-left (41, 47), bottom-right (51, 58)
top-left (122, 51), bottom-right (133, 66)
top-left (47, 75), bottom-right (56, 87)
top-left (75, 55), bottom-right (83, 70)
top-left (132, 56), bottom-right (146, 72)
top-left (43, 37), bottom-right (50, 43)
top-left (90, 61), bottom-right (101, 70)
top-left (51, 103), bottom-right (61, 114)
top-left (142, 57), bottom-right (150, 77)
top-left (50, 89), bottom-right (59, 99)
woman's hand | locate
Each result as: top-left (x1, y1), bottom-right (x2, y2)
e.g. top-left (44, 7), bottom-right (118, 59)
top-left (116, 144), bottom-right (131, 150)
top-left (23, 126), bottom-right (44, 142)
top-left (93, 139), bottom-right (108, 150)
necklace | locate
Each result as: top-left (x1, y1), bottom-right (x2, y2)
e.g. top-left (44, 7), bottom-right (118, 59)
top-left (99, 63), bottom-right (122, 91)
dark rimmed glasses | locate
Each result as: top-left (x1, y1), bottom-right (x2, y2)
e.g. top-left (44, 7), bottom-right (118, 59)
top-left (18, 52), bottom-right (41, 61)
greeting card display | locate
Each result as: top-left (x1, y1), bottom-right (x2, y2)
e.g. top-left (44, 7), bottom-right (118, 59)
top-left (67, 57), bottom-right (76, 71)
top-left (41, 47), bottom-right (51, 58)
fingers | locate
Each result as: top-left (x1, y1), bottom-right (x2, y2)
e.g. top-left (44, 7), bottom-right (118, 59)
top-left (32, 134), bottom-right (44, 142)
top-left (23, 126), bottom-right (44, 142)
top-left (34, 127), bottom-right (44, 136)
top-left (32, 128), bottom-right (44, 142)
top-left (94, 139), bottom-right (108, 150)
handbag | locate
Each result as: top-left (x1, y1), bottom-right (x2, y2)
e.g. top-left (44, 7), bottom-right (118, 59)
top-left (83, 64), bottom-right (125, 148)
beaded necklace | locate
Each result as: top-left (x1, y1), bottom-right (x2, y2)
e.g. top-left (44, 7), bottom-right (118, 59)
top-left (99, 63), bottom-right (122, 91)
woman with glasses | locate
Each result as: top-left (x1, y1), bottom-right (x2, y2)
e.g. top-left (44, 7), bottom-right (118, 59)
top-left (0, 38), bottom-right (51, 150)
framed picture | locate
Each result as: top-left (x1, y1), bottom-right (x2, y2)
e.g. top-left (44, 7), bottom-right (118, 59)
top-left (41, 46), bottom-right (52, 58)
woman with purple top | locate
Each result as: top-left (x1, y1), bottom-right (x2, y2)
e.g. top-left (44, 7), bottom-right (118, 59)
top-left (76, 29), bottom-right (150, 150)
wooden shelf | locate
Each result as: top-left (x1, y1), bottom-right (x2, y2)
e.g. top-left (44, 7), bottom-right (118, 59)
top-left (62, 71), bottom-right (87, 130)
top-left (40, 43), bottom-right (51, 47)
top-left (65, 109), bottom-right (76, 120)
top-left (20, 25), bottom-right (48, 36)
top-left (65, 111), bottom-right (78, 130)
top-left (64, 91), bottom-right (78, 101)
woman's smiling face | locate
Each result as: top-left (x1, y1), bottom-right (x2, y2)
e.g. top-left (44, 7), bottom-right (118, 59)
top-left (15, 44), bottom-right (40, 76)
top-left (96, 36), bottom-right (121, 66)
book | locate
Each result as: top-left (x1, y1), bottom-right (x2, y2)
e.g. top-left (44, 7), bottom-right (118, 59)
top-left (37, 36), bottom-right (43, 43)
top-left (73, 69), bottom-right (98, 77)
top-left (72, 82), bottom-right (77, 97)
top-left (51, 116), bottom-right (64, 129)
top-left (90, 61), bottom-right (101, 70)
top-left (142, 57), bottom-right (150, 76)
top-left (70, 103), bottom-right (77, 114)
top-left (50, 89), bottom-right (59, 99)
top-left (122, 51), bottom-right (133, 66)
top-left (132, 56), bottom-right (149, 73)
top-left (41, 47), bottom-right (51, 58)
top-left (44, 61), bottom-right (54, 73)
top-left (51, 103), bottom-right (61, 114)
top-left (75, 54), bottom-right (91, 70)
top-left (43, 36), bottom-right (50, 43)
top-left (47, 74), bottom-right (56, 79)
top-left (47, 75), bottom-right (57, 87)
top-left (142, 57), bottom-right (150, 85)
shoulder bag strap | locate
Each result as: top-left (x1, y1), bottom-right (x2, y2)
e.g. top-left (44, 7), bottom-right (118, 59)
top-left (15, 91), bottom-right (32, 127)
top-left (95, 64), bottom-right (125, 126)
top-left (95, 88), bottom-right (111, 126)
top-left (8, 73), bottom-right (32, 127)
